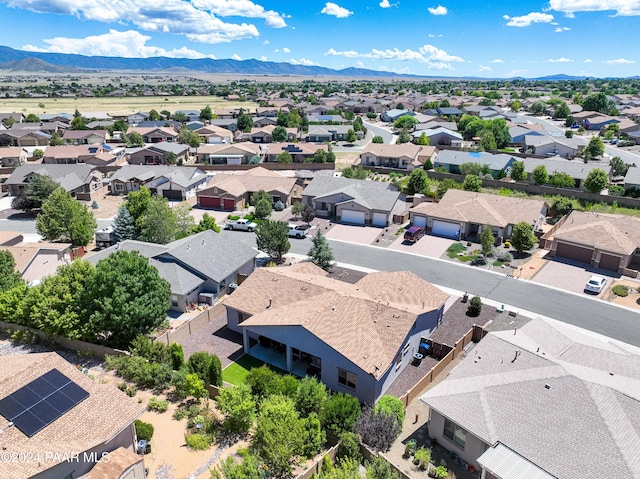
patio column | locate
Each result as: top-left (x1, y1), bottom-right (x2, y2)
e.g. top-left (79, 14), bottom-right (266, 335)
top-left (286, 345), bottom-right (292, 372)
top-left (480, 467), bottom-right (486, 479)
top-left (243, 329), bottom-right (250, 353)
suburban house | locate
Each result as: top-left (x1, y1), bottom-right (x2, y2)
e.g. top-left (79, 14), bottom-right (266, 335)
top-left (264, 143), bottom-right (328, 163)
top-left (225, 263), bottom-right (449, 404)
top-left (522, 156), bottom-right (612, 189)
top-left (127, 143), bottom-right (189, 165)
top-left (0, 128), bottom-right (51, 147)
top-left (126, 111), bottom-right (149, 124)
top-left (522, 134), bottom-right (585, 158)
top-left (246, 126), bottom-right (298, 143)
top-left (582, 114), bottom-right (620, 131)
top-left (109, 165), bottom-right (207, 199)
top-left (624, 166), bottom-right (640, 192)
top-left (433, 150), bottom-right (517, 177)
top-left (252, 116), bottom-right (278, 128)
top-left (410, 189), bottom-right (547, 241)
top-left (307, 125), bottom-right (360, 142)
top-left (127, 126), bottom-right (178, 143)
top-left (420, 317), bottom-right (640, 479)
top-left (0, 146), bottom-right (27, 167)
top-left (0, 352), bottom-right (145, 479)
top-left (209, 118), bottom-right (238, 132)
top-left (307, 114), bottom-right (346, 123)
top-left (88, 230), bottom-right (257, 312)
top-left (302, 176), bottom-right (403, 226)
top-left (541, 210), bottom-right (640, 275)
top-left (194, 125), bottom-right (233, 144)
top-left (4, 164), bottom-right (104, 198)
top-left (381, 109), bottom-right (415, 123)
top-left (174, 110), bottom-right (200, 122)
top-left (1, 242), bottom-right (72, 284)
top-left (62, 129), bottom-right (110, 145)
top-left (195, 143), bottom-right (261, 165)
top-left (197, 167), bottom-right (298, 210)
top-left (411, 127), bottom-right (463, 146)
top-left (360, 143), bottom-right (434, 170)
top-left (508, 125), bottom-right (544, 146)
top-left (0, 231), bottom-right (23, 246)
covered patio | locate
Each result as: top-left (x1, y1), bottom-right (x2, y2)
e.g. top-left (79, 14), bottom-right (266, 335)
top-left (244, 335), bottom-right (322, 379)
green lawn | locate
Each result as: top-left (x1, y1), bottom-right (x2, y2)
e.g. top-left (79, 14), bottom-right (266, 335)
top-left (222, 355), bottom-right (267, 385)
top-left (446, 242), bottom-right (467, 258)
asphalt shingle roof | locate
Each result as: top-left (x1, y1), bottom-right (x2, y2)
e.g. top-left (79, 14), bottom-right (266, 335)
top-left (303, 176), bottom-right (401, 212)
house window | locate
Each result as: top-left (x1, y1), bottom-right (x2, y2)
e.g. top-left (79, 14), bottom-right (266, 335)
top-left (443, 418), bottom-right (467, 449)
top-left (114, 183), bottom-right (124, 191)
top-left (395, 353), bottom-right (402, 371)
top-left (338, 368), bottom-right (357, 389)
top-left (402, 342), bottom-right (411, 356)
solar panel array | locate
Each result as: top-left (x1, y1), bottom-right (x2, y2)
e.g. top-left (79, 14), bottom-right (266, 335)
top-left (0, 368), bottom-right (90, 437)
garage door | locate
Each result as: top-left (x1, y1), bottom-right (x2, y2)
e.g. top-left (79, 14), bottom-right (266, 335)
top-left (412, 215), bottom-right (427, 228)
top-left (372, 212), bottom-right (387, 227)
top-left (199, 196), bottom-right (221, 208)
top-left (163, 189), bottom-right (183, 200)
top-left (556, 242), bottom-right (593, 264)
top-left (599, 253), bottom-right (620, 272)
top-left (431, 220), bottom-right (460, 239)
top-left (341, 209), bottom-right (366, 225)
top-left (223, 199), bottom-right (236, 211)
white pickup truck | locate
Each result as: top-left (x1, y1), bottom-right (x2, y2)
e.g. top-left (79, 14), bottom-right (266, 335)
top-left (224, 218), bottom-right (258, 232)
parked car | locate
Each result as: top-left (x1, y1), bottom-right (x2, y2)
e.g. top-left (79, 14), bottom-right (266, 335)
top-left (224, 218), bottom-right (257, 232)
top-left (288, 223), bottom-right (311, 238)
top-left (584, 275), bottom-right (607, 294)
top-left (404, 225), bottom-right (425, 243)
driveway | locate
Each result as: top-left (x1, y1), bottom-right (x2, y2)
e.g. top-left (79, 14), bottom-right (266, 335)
top-left (324, 223), bottom-right (382, 245)
top-left (388, 234), bottom-right (453, 258)
top-left (531, 258), bottom-right (618, 296)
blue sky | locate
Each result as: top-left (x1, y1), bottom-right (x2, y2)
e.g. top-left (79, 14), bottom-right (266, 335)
top-left (0, 0), bottom-right (638, 78)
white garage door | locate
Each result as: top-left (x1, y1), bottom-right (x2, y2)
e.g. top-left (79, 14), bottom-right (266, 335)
top-left (372, 212), bottom-right (387, 227)
top-left (432, 220), bottom-right (460, 239)
top-left (341, 209), bottom-right (366, 225)
top-left (412, 215), bottom-right (427, 228)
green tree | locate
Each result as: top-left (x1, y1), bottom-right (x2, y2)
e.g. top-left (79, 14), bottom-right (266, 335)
top-left (407, 168), bottom-right (428, 195)
top-left (237, 109), bottom-right (253, 132)
top-left (510, 160), bottom-right (527, 181)
top-left (32, 148), bottom-right (44, 159)
top-left (49, 131), bottom-right (65, 146)
top-left (169, 343), bottom-right (185, 370)
top-left (510, 222), bottom-right (537, 255)
top-left (112, 118), bottom-right (129, 135)
top-left (254, 199), bottom-right (273, 220)
top-left (308, 231), bottom-right (334, 271)
top-left (302, 412), bottom-right (326, 458)
top-left (277, 151), bottom-right (293, 163)
top-left (459, 162), bottom-right (482, 176)
top-left (549, 172), bottom-right (576, 188)
top-left (215, 383), bottom-right (256, 435)
top-left (582, 136), bottom-right (605, 160)
top-left (322, 392), bottom-right (362, 436)
top-left (552, 198), bottom-right (573, 217)
top-left (510, 100), bottom-right (522, 112)
top-left (291, 202), bottom-right (305, 218)
top-left (84, 250), bottom-right (170, 348)
top-left (529, 101), bottom-right (547, 115)
top-left (372, 135), bottom-right (384, 144)
top-left (272, 126), bottom-right (287, 142)
top-left (342, 166), bottom-right (368, 179)
top-left (172, 111), bottom-right (188, 123)
top-left (252, 395), bottom-right (307, 477)
top-left (137, 196), bottom-right (178, 244)
top-left (345, 128), bottom-right (357, 143)
top-left (215, 453), bottom-right (263, 479)
top-left (584, 168), bottom-right (609, 193)
top-left (174, 203), bottom-right (196, 239)
top-left (565, 115), bottom-right (576, 127)
top-left (375, 395), bottom-right (405, 426)
top-left (36, 188), bottom-right (97, 247)
top-left (553, 102), bottom-right (571, 119)
top-left (191, 213), bottom-right (221, 234)
top-left (397, 128), bottom-right (412, 144)
top-left (393, 116), bottom-right (418, 130)
top-left (610, 156), bottom-right (630, 177)
top-left (414, 132), bottom-right (430, 145)
top-left (583, 92), bottom-right (618, 115)
top-left (185, 373), bottom-right (207, 401)
top-left (25, 113), bottom-right (40, 123)
top-left (365, 456), bottom-right (400, 479)
top-left (301, 205), bottom-right (316, 224)
top-left (126, 131), bottom-right (144, 147)
top-left (295, 376), bottom-right (329, 418)
top-left (199, 105), bottom-right (213, 122)
top-left (125, 187), bottom-right (152, 224)
top-left (256, 220), bottom-right (290, 263)
top-left (148, 109), bottom-right (161, 121)
top-left (479, 130), bottom-right (497, 151)
top-left (462, 174), bottom-right (482, 192)
top-left (12, 173), bottom-right (59, 212)
top-left (480, 225), bottom-right (495, 254)
top-left (436, 178), bottom-right (460, 199)
top-left (565, 130), bottom-right (574, 138)
top-left (113, 206), bottom-right (136, 242)
top-left (0, 250), bottom-right (23, 292)
top-left (312, 149), bottom-right (327, 163)
top-left (250, 189), bottom-right (272, 207)
top-left (532, 165), bottom-right (549, 185)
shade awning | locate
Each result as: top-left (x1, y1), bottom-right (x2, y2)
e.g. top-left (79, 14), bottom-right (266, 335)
top-left (477, 443), bottom-right (557, 479)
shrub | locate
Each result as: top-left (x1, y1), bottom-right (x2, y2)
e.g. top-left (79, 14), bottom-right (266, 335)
top-left (135, 419), bottom-right (154, 441)
top-left (612, 285), bottom-right (629, 297)
top-left (497, 252), bottom-right (513, 263)
top-left (414, 446), bottom-right (431, 470)
top-left (187, 351), bottom-right (213, 384)
top-left (173, 407), bottom-right (187, 421)
top-left (356, 406), bottom-right (402, 452)
top-left (147, 396), bottom-right (168, 413)
top-left (337, 431), bottom-right (362, 463)
top-left (375, 395), bottom-right (405, 426)
top-left (185, 432), bottom-right (213, 451)
top-left (322, 393), bottom-right (362, 436)
top-left (404, 439), bottom-right (417, 457)
top-left (467, 296), bottom-right (482, 317)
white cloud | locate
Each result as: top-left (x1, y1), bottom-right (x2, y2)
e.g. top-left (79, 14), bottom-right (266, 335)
top-left (555, 26), bottom-right (571, 31)
top-left (274, 49), bottom-right (280, 52)
top-left (262, 40), bottom-right (270, 45)
top-left (289, 58), bottom-right (318, 66)
top-left (379, 0), bottom-right (398, 7)
top-left (321, 2), bottom-right (353, 18)
top-left (503, 12), bottom-right (554, 27)
top-left (583, 59), bottom-right (593, 63)
top-left (4, 0), bottom-right (288, 44)
top-left (260, 56), bottom-right (267, 61)
top-left (21, 29), bottom-right (216, 58)
top-left (478, 65), bottom-right (492, 72)
top-left (231, 53), bottom-right (242, 60)
top-left (428, 5), bottom-right (448, 15)
top-left (548, 57), bottom-right (573, 62)
top-left (282, 47), bottom-right (291, 53)
top-left (325, 44), bottom-right (463, 69)
top-left (490, 58), bottom-right (505, 63)
top-left (564, 11), bottom-right (575, 17)
top-left (549, 0), bottom-right (640, 16)
top-left (504, 69), bottom-right (529, 77)
top-left (603, 58), bottom-right (636, 64)
top-left (356, 61), bottom-right (365, 67)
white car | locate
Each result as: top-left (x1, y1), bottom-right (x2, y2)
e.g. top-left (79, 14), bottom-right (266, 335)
top-left (288, 224), bottom-right (311, 238)
top-left (585, 275), bottom-right (607, 294)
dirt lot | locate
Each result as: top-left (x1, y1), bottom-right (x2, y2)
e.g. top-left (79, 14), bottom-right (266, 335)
top-left (80, 194), bottom-right (126, 220)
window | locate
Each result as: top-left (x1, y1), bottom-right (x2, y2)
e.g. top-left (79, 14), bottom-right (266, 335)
top-left (402, 342), bottom-right (411, 356)
top-left (338, 368), bottom-right (357, 389)
top-left (443, 418), bottom-right (467, 449)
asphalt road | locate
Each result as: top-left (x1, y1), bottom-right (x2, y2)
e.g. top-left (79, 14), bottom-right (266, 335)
top-left (364, 121), bottom-right (396, 144)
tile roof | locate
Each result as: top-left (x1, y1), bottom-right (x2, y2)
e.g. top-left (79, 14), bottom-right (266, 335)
top-left (0, 353), bottom-right (144, 479)
top-left (411, 189), bottom-right (546, 228)
top-left (302, 176), bottom-right (401, 212)
top-left (421, 318), bottom-right (640, 479)
top-left (226, 266), bottom-right (448, 378)
top-left (546, 210), bottom-right (640, 255)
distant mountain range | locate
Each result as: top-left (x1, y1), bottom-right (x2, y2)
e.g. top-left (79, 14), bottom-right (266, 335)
top-left (0, 45), bottom-right (589, 80)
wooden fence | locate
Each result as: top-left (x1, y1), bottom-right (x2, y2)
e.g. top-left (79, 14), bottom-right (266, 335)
top-left (0, 320), bottom-right (128, 358)
top-left (295, 444), bottom-right (340, 479)
top-left (155, 302), bottom-right (226, 345)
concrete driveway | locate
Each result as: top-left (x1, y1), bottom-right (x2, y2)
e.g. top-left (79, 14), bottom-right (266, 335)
top-left (531, 258), bottom-right (618, 296)
top-left (324, 224), bottom-right (382, 245)
top-left (388, 234), bottom-right (454, 258)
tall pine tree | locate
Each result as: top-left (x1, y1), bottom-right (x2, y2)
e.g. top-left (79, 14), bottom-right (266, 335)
top-left (308, 231), bottom-right (334, 271)
top-left (113, 206), bottom-right (136, 242)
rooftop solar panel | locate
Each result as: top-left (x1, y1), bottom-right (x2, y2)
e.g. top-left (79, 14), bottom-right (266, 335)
top-left (0, 368), bottom-right (89, 437)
